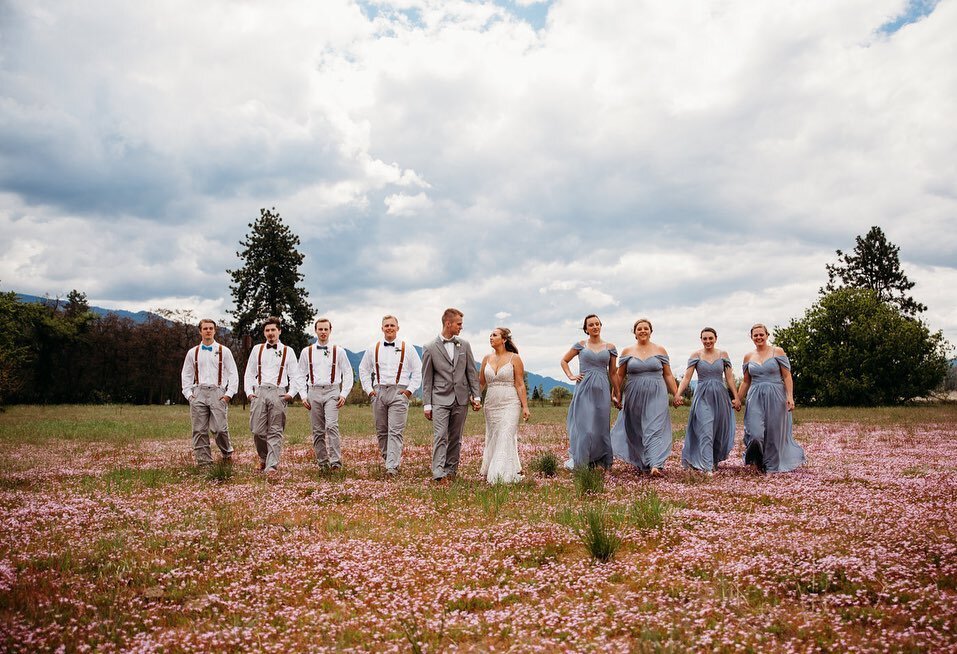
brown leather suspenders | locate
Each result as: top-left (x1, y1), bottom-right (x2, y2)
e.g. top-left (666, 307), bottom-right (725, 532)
top-left (308, 345), bottom-right (337, 385)
top-left (194, 344), bottom-right (223, 386)
top-left (374, 342), bottom-right (405, 384)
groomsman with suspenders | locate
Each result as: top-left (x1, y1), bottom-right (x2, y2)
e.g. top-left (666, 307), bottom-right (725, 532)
top-left (299, 318), bottom-right (353, 471)
top-left (243, 316), bottom-right (305, 476)
top-left (181, 319), bottom-right (239, 466)
top-left (358, 315), bottom-right (422, 476)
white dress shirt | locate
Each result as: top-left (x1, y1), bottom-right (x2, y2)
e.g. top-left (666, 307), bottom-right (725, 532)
top-left (358, 340), bottom-right (422, 395)
top-left (243, 341), bottom-right (305, 397)
top-left (298, 343), bottom-right (355, 400)
top-left (181, 342), bottom-right (240, 399)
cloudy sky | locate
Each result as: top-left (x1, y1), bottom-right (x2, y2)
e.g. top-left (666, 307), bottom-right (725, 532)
top-left (1, 0), bottom-right (954, 378)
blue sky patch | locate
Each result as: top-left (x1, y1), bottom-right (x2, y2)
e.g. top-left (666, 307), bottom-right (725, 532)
top-left (494, 0), bottom-right (551, 31)
top-left (878, 0), bottom-right (940, 34)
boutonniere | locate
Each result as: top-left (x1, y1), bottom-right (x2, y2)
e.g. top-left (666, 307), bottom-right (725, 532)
top-left (455, 341), bottom-right (461, 348)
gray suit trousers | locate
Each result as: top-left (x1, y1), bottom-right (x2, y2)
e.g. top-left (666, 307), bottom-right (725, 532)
top-left (189, 385), bottom-right (234, 465)
top-left (431, 402), bottom-right (468, 480)
top-left (250, 385), bottom-right (287, 471)
top-left (308, 385), bottom-right (341, 466)
top-left (373, 384), bottom-right (409, 471)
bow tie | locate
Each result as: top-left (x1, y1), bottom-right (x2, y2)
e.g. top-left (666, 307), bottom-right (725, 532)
top-left (266, 343), bottom-right (278, 350)
top-left (383, 342), bottom-right (396, 347)
top-left (317, 345), bottom-right (328, 351)
top-left (201, 344), bottom-right (213, 352)
top-left (443, 339), bottom-right (456, 345)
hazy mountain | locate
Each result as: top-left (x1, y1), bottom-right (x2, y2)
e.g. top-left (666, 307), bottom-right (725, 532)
top-left (340, 347), bottom-right (574, 396)
top-left (16, 293), bottom-right (162, 324)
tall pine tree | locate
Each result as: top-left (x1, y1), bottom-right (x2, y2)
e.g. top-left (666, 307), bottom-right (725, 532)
top-left (229, 208), bottom-right (315, 350)
top-left (823, 225), bottom-right (926, 317)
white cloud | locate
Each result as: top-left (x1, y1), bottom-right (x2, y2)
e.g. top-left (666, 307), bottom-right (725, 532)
top-left (1, 0), bottom-right (955, 377)
top-left (384, 192), bottom-right (433, 216)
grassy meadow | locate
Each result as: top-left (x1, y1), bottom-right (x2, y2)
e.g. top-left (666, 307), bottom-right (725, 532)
top-left (1, 402), bottom-right (956, 652)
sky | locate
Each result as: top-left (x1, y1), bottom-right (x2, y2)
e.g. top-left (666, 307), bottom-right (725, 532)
top-left (1, 0), bottom-right (955, 380)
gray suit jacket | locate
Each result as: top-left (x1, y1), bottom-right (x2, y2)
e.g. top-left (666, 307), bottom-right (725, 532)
top-left (421, 336), bottom-right (480, 407)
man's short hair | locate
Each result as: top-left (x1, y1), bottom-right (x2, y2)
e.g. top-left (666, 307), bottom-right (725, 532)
top-left (381, 315), bottom-right (398, 325)
top-left (264, 316), bottom-right (282, 329)
top-left (315, 318), bottom-right (332, 330)
top-left (442, 308), bottom-right (464, 324)
top-left (198, 318), bottom-right (216, 329)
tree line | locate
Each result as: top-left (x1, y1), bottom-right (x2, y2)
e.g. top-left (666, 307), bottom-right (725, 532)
top-left (1, 211), bottom-right (951, 407)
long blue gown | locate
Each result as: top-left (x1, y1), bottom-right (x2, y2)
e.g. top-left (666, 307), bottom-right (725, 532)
top-left (742, 355), bottom-right (805, 472)
top-left (681, 357), bottom-right (736, 472)
top-left (611, 354), bottom-right (672, 471)
top-left (566, 343), bottom-right (616, 468)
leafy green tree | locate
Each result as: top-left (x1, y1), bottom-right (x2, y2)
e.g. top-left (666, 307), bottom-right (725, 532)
top-left (549, 385), bottom-right (573, 406)
top-left (774, 288), bottom-right (950, 405)
top-left (823, 226), bottom-right (926, 317)
top-left (0, 289), bottom-right (36, 406)
top-left (228, 208), bottom-right (315, 350)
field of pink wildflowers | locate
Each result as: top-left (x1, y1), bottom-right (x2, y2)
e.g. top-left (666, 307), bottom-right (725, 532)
top-left (0, 403), bottom-right (955, 652)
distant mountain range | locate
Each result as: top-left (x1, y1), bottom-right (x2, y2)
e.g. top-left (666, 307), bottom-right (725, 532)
top-left (16, 293), bottom-right (161, 324)
top-left (15, 292), bottom-right (575, 395)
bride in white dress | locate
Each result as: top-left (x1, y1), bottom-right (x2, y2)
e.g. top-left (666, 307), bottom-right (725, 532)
top-left (479, 327), bottom-right (531, 484)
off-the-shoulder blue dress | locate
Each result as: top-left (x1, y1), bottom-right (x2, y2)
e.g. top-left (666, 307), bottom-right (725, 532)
top-left (743, 355), bottom-right (805, 472)
top-left (681, 357), bottom-right (736, 472)
top-left (566, 343), bottom-right (616, 468)
top-left (611, 354), bottom-right (672, 471)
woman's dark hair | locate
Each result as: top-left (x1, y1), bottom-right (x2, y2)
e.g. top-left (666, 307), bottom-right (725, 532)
top-left (496, 327), bottom-right (519, 354)
top-left (700, 327), bottom-right (717, 338)
top-left (633, 318), bottom-right (653, 334)
top-left (582, 314), bottom-right (601, 333)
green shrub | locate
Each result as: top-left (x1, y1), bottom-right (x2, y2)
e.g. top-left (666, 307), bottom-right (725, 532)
top-left (575, 503), bottom-right (621, 562)
top-left (573, 465), bottom-right (605, 496)
top-left (529, 451), bottom-right (560, 477)
top-left (627, 488), bottom-right (670, 530)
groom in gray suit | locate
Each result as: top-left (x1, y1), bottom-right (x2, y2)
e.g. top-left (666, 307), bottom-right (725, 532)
top-left (422, 307), bottom-right (482, 482)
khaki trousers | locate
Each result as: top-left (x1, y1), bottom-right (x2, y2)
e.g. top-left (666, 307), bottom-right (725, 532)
top-left (189, 385), bottom-right (234, 465)
top-left (372, 384), bottom-right (409, 472)
top-left (308, 385), bottom-right (342, 466)
top-left (250, 385), bottom-right (287, 471)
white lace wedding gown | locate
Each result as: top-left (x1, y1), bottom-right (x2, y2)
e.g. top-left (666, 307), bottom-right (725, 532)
top-left (480, 360), bottom-right (523, 483)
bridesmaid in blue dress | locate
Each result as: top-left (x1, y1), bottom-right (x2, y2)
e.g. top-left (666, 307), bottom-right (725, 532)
top-left (733, 323), bottom-right (805, 473)
top-left (674, 327), bottom-right (740, 474)
top-left (560, 314), bottom-right (619, 469)
top-left (611, 318), bottom-right (679, 476)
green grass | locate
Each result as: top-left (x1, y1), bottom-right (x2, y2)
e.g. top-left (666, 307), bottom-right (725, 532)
top-left (623, 488), bottom-right (671, 530)
top-left (528, 451), bottom-right (560, 477)
top-left (562, 502), bottom-right (622, 563)
top-left (573, 465), bottom-right (605, 496)
top-left (2, 403), bottom-right (955, 445)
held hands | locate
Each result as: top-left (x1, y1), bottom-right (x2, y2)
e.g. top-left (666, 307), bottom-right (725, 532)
top-left (424, 409), bottom-right (433, 421)
top-left (732, 398), bottom-right (742, 411)
top-left (282, 394), bottom-right (293, 403)
top-left (471, 399), bottom-right (482, 412)
top-left (672, 396), bottom-right (684, 407)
